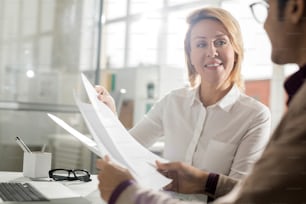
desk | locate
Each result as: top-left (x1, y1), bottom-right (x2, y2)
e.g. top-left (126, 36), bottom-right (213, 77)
top-left (0, 171), bottom-right (105, 204)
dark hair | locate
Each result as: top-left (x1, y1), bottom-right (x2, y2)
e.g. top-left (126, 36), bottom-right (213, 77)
top-left (278, 0), bottom-right (289, 20)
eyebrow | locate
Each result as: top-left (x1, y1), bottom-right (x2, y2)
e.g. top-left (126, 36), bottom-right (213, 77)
top-left (191, 34), bottom-right (228, 40)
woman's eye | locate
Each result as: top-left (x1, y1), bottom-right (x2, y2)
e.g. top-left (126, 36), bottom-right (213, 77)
top-left (196, 42), bottom-right (207, 48)
top-left (214, 39), bottom-right (227, 47)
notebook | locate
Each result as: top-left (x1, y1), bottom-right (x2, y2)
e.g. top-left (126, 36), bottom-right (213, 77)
top-left (0, 182), bottom-right (91, 204)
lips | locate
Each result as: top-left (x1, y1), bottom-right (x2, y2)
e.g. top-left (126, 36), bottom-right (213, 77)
top-left (203, 62), bottom-right (223, 69)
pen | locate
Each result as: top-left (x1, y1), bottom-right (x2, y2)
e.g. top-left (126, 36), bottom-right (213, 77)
top-left (41, 144), bottom-right (47, 152)
top-left (16, 137), bottom-right (32, 153)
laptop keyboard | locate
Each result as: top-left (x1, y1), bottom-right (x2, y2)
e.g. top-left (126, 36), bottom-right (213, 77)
top-left (0, 182), bottom-right (49, 202)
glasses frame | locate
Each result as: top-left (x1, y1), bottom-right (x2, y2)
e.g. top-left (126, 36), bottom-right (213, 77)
top-left (250, 1), bottom-right (270, 24)
top-left (49, 168), bottom-right (91, 182)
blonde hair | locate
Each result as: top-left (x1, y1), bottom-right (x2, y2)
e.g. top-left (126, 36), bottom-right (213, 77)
top-left (184, 7), bottom-right (244, 89)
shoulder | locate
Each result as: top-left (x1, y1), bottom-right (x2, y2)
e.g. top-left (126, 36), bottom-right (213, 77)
top-left (148, 86), bottom-right (195, 113)
top-left (236, 93), bottom-right (271, 117)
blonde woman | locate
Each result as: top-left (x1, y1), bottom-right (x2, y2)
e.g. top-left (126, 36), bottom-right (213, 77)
top-left (96, 7), bottom-right (270, 180)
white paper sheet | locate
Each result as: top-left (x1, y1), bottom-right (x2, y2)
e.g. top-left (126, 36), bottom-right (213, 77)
top-left (48, 74), bottom-right (171, 190)
top-left (80, 73), bottom-right (171, 189)
top-left (48, 113), bottom-right (103, 157)
top-left (75, 99), bottom-right (127, 166)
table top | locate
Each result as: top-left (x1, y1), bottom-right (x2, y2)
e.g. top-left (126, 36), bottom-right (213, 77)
top-left (0, 171), bottom-right (105, 204)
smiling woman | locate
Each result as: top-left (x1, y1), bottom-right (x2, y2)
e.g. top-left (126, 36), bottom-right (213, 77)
top-left (96, 9), bottom-right (272, 200)
top-left (189, 19), bottom-right (237, 101)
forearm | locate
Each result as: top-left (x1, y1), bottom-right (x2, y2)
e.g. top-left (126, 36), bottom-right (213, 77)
top-left (115, 183), bottom-right (202, 204)
top-left (109, 173), bottom-right (238, 204)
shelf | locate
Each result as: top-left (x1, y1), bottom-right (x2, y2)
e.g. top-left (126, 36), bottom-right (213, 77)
top-left (0, 101), bottom-right (79, 113)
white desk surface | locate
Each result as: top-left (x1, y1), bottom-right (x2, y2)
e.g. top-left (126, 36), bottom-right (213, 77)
top-left (0, 171), bottom-right (105, 204)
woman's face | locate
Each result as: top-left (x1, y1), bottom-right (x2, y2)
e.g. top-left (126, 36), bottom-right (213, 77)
top-left (189, 19), bottom-right (236, 88)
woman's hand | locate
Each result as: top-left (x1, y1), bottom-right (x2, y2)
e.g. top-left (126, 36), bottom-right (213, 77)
top-left (156, 161), bottom-right (208, 194)
top-left (95, 85), bottom-right (117, 114)
top-left (96, 156), bottom-right (134, 202)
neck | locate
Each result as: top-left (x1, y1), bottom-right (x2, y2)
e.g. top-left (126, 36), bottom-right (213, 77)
top-left (293, 22), bottom-right (306, 66)
top-left (199, 82), bottom-right (233, 107)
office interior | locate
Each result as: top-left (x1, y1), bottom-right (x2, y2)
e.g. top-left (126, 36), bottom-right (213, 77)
top-left (0, 0), bottom-right (298, 173)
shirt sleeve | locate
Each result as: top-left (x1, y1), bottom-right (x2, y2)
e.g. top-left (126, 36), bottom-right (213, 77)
top-left (228, 106), bottom-right (271, 179)
top-left (128, 96), bottom-right (167, 147)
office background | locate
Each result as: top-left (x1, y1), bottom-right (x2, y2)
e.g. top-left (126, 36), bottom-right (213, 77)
top-left (0, 0), bottom-right (298, 172)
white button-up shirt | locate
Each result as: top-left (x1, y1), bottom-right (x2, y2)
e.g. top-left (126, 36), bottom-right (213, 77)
top-left (129, 85), bottom-right (271, 178)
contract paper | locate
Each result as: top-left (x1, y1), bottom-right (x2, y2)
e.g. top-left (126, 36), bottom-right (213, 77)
top-left (48, 113), bottom-right (105, 158)
top-left (80, 73), bottom-right (171, 189)
top-left (48, 74), bottom-right (171, 190)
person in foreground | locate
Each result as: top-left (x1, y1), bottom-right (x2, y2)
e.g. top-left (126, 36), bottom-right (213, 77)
top-left (96, 6), bottom-right (271, 181)
top-left (97, 0), bottom-right (306, 203)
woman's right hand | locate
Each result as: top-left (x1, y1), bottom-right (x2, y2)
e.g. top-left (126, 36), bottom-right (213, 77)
top-left (95, 85), bottom-right (117, 115)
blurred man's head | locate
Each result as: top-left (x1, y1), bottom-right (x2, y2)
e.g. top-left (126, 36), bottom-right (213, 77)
top-left (264, 0), bottom-right (306, 66)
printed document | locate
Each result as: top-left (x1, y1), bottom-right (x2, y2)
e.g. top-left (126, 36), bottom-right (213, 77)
top-left (48, 73), bottom-right (171, 190)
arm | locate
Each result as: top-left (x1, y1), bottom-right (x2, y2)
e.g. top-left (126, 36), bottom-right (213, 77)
top-left (96, 158), bottom-right (238, 204)
top-left (96, 158), bottom-right (204, 204)
top-left (156, 161), bottom-right (238, 199)
top-left (128, 97), bottom-right (167, 147)
top-left (116, 184), bottom-right (203, 204)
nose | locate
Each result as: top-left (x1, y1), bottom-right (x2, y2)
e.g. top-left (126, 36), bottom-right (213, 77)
top-left (206, 43), bottom-right (218, 58)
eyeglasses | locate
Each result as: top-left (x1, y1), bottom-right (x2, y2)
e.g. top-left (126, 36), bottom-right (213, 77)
top-left (49, 169), bottom-right (91, 182)
top-left (250, 1), bottom-right (270, 24)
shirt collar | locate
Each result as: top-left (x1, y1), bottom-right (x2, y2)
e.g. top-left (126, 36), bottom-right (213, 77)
top-left (284, 64), bottom-right (306, 105)
top-left (217, 85), bottom-right (240, 111)
top-left (190, 84), bottom-right (241, 112)
top-left (189, 85), bottom-right (200, 107)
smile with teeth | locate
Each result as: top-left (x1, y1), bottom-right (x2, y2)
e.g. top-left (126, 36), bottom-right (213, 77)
top-left (204, 63), bottom-right (222, 68)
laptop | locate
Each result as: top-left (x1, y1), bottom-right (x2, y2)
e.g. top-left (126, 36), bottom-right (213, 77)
top-left (0, 182), bottom-right (92, 204)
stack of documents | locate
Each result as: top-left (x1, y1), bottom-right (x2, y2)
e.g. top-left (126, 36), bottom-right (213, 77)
top-left (48, 73), bottom-right (171, 190)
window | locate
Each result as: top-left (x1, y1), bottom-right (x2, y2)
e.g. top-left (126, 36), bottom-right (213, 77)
top-left (166, 9), bottom-right (192, 68)
top-left (130, 0), bottom-right (163, 15)
top-left (128, 12), bottom-right (161, 67)
top-left (105, 0), bottom-right (127, 20)
top-left (104, 22), bottom-right (126, 68)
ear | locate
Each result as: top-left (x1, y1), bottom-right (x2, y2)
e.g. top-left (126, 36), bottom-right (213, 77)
top-left (288, 0), bottom-right (305, 23)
